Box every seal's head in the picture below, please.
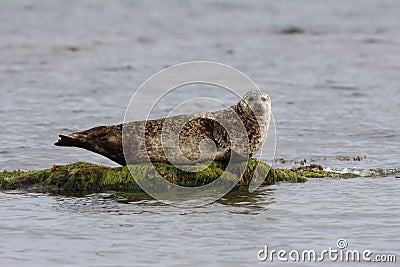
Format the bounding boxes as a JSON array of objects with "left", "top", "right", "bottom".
[{"left": 239, "top": 90, "right": 271, "bottom": 119}]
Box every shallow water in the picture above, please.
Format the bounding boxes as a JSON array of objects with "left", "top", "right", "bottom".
[
  {"left": 0, "top": 0, "right": 399, "bottom": 266},
  {"left": 1, "top": 178, "right": 399, "bottom": 266}
]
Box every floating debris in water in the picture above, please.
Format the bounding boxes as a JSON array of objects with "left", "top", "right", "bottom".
[
  {"left": 278, "top": 26, "right": 305, "bottom": 35},
  {"left": 336, "top": 155, "right": 366, "bottom": 161},
  {"left": 66, "top": 46, "right": 79, "bottom": 52}
]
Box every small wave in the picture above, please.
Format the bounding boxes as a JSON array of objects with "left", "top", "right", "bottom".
[
  {"left": 329, "top": 85, "right": 358, "bottom": 91},
  {"left": 103, "top": 65, "right": 134, "bottom": 72},
  {"left": 324, "top": 167, "right": 400, "bottom": 178}
]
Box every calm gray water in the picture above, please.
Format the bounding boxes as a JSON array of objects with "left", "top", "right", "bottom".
[{"left": 0, "top": 0, "right": 399, "bottom": 266}]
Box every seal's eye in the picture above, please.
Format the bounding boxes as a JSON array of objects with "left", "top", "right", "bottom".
[
  {"left": 261, "top": 97, "right": 267, "bottom": 102},
  {"left": 248, "top": 97, "right": 254, "bottom": 102}
]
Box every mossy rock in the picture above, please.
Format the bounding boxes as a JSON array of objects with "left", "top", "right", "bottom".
[{"left": 0, "top": 160, "right": 354, "bottom": 194}]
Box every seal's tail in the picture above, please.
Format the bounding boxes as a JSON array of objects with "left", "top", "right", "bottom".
[
  {"left": 55, "top": 126, "right": 111, "bottom": 147},
  {"left": 54, "top": 133, "right": 88, "bottom": 148},
  {"left": 54, "top": 125, "right": 125, "bottom": 165}
]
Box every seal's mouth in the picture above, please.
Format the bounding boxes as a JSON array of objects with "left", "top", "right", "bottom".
[
  {"left": 253, "top": 109, "right": 263, "bottom": 114},
  {"left": 252, "top": 104, "right": 267, "bottom": 113}
]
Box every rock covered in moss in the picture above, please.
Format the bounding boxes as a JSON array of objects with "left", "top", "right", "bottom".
[{"left": 0, "top": 160, "right": 354, "bottom": 194}]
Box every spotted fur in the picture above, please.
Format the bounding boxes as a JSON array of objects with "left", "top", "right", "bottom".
[{"left": 55, "top": 91, "right": 271, "bottom": 165}]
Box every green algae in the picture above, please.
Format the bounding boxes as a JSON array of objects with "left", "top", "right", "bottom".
[{"left": 0, "top": 160, "right": 358, "bottom": 194}]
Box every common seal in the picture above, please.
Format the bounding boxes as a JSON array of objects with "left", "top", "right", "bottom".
[{"left": 55, "top": 91, "right": 271, "bottom": 165}]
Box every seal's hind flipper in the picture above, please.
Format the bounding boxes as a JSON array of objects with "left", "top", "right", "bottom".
[
  {"left": 54, "top": 133, "right": 87, "bottom": 147},
  {"left": 54, "top": 125, "right": 126, "bottom": 165}
]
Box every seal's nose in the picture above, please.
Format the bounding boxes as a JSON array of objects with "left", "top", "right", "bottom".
[{"left": 253, "top": 103, "right": 265, "bottom": 113}]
